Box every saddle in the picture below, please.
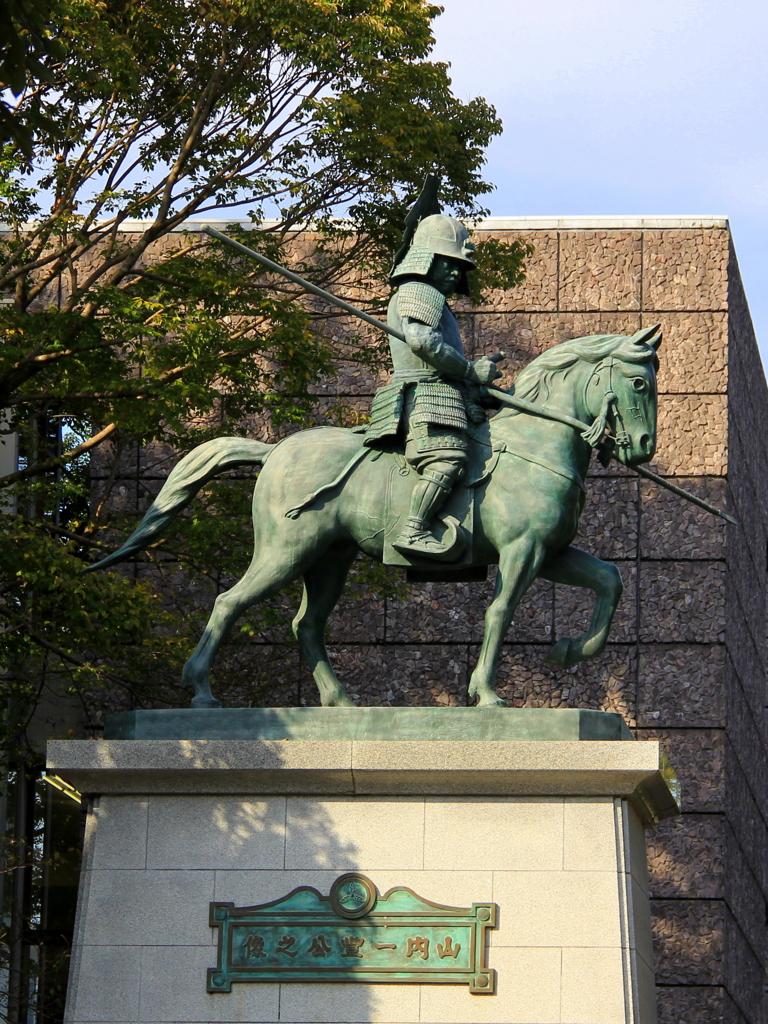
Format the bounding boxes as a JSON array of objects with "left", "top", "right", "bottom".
[
  {"left": 283, "top": 424, "right": 506, "bottom": 584},
  {"left": 380, "top": 423, "right": 505, "bottom": 582}
]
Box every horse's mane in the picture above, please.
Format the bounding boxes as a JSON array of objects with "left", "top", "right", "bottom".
[{"left": 509, "top": 333, "right": 659, "bottom": 405}]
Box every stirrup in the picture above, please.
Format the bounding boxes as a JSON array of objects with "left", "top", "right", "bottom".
[{"left": 392, "top": 517, "right": 464, "bottom": 562}]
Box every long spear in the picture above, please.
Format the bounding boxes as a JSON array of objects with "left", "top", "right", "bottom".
[{"left": 201, "top": 225, "right": 739, "bottom": 527}]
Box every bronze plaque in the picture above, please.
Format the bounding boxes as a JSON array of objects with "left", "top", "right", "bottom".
[{"left": 209, "top": 873, "right": 497, "bottom": 994}]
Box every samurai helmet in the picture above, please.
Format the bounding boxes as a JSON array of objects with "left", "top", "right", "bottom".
[{"left": 389, "top": 175, "right": 476, "bottom": 296}]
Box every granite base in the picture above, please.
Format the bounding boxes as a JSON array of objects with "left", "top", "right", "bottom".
[{"left": 51, "top": 729, "right": 677, "bottom": 1024}]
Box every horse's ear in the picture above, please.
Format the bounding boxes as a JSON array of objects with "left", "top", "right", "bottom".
[{"left": 632, "top": 323, "right": 662, "bottom": 350}]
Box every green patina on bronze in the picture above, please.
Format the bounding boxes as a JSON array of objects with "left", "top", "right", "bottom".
[
  {"left": 86, "top": 326, "right": 660, "bottom": 710},
  {"left": 208, "top": 873, "right": 497, "bottom": 994},
  {"left": 86, "top": 181, "right": 670, "bottom": 710},
  {"left": 104, "top": 706, "right": 633, "bottom": 741}
]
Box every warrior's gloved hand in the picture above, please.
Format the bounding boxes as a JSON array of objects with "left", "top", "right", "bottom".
[{"left": 465, "top": 352, "right": 506, "bottom": 385}]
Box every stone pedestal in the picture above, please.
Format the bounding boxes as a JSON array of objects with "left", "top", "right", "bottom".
[{"left": 48, "top": 710, "right": 678, "bottom": 1024}]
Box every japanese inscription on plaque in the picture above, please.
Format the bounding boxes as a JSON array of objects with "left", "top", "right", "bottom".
[{"left": 208, "top": 872, "right": 497, "bottom": 994}]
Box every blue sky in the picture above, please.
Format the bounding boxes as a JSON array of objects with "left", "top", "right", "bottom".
[{"left": 431, "top": 0, "right": 767, "bottom": 364}]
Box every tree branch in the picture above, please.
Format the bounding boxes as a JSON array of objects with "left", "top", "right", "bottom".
[{"left": 0, "top": 422, "right": 116, "bottom": 488}]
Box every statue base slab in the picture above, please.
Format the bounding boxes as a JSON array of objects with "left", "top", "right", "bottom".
[
  {"left": 104, "top": 705, "right": 633, "bottom": 742},
  {"left": 50, "top": 731, "right": 677, "bottom": 1024}
]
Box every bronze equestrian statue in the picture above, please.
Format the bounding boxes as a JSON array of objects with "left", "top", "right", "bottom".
[{"left": 87, "top": 209, "right": 662, "bottom": 706}]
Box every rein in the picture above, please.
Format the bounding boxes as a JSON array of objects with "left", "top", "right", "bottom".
[
  {"left": 487, "top": 356, "right": 618, "bottom": 448},
  {"left": 487, "top": 358, "right": 619, "bottom": 493},
  {"left": 488, "top": 386, "right": 592, "bottom": 435}
]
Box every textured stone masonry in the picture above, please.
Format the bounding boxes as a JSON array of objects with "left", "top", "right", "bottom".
[{"left": 94, "top": 219, "right": 767, "bottom": 1023}]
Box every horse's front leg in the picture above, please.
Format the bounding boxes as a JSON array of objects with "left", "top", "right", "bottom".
[
  {"left": 469, "top": 538, "right": 542, "bottom": 707},
  {"left": 539, "top": 545, "right": 623, "bottom": 668}
]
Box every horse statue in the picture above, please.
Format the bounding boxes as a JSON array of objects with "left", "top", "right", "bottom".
[{"left": 88, "top": 326, "right": 660, "bottom": 708}]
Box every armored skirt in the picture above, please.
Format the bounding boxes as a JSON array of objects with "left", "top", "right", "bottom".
[{"left": 364, "top": 378, "right": 472, "bottom": 455}]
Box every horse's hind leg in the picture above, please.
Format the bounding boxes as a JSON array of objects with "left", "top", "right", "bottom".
[
  {"left": 540, "top": 545, "right": 623, "bottom": 668},
  {"left": 292, "top": 543, "right": 358, "bottom": 708},
  {"left": 182, "top": 555, "right": 297, "bottom": 707}
]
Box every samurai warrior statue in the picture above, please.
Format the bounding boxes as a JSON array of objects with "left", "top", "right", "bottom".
[{"left": 364, "top": 178, "right": 505, "bottom": 559}]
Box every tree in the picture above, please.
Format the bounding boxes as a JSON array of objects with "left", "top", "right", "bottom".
[
  {"left": 0, "top": 0, "right": 530, "bottom": 745},
  {"left": 0, "top": 0, "right": 67, "bottom": 157},
  {"left": 1, "top": 7, "right": 532, "bottom": 1010}
]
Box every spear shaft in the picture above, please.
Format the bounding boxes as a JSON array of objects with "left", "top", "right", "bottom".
[
  {"left": 202, "top": 225, "right": 406, "bottom": 341},
  {"left": 202, "top": 225, "right": 739, "bottom": 527},
  {"left": 630, "top": 464, "right": 738, "bottom": 525}
]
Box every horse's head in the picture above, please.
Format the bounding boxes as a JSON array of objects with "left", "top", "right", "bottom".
[
  {"left": 582, "top": 325, "right": 661, "bottom": 465},
  {"left": 507, "top": 324, "right": 661, "bottom": 467}
]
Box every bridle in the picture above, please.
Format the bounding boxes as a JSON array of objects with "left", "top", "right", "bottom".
[
  {"left": 580, "top": 357, "right": 631, "bottom": 451},
  {"left": 489, "top": 355, "right": 641, "bottom": 452}
]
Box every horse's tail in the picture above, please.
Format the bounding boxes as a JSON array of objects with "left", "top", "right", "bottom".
[{"left": 84, "top": 437, "right": 273, "bottom": 573}]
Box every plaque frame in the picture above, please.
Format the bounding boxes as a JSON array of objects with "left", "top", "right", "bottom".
[{"left": 208, "top": 875, "right": 497, "bottom": 994}]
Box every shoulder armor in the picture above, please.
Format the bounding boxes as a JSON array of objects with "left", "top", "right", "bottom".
[{"left": 396, "top": 280, "right": 446, "bottom": 329}]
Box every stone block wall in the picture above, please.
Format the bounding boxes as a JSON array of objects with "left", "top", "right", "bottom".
[
  {"left": 94, "top": 217, "right": 767, "bottom": 1023},
  {"left": 470, "top": 219, "right": 765, "bottom": 1024}
]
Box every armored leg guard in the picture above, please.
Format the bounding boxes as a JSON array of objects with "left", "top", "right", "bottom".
[
  {"left": 393, "top": 463, "right": 465, "bottom": 560},
  {"left": 405, "top": 469, "right": 452, "bottom": 528}
]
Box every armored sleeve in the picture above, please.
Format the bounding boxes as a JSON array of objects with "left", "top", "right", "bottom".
[
  {"left": 396, "top": 280, "right": 445, "bottom": 327},
  {"left": 396, "top": 281, "right": 470, "bottom": 379}
]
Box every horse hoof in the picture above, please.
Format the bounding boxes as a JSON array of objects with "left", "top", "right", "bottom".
[
  {"left": 190, "top": 695, "right": 222, "bottom": 708},
  {"left": 323, "top": 695, "right": 356, "bottom": 708},
  {"left": 469, "top": 689, "right": 507, "bottom": 708},
  {"left": 546, "top": 638, "right": 573, "bottom": 668}
]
